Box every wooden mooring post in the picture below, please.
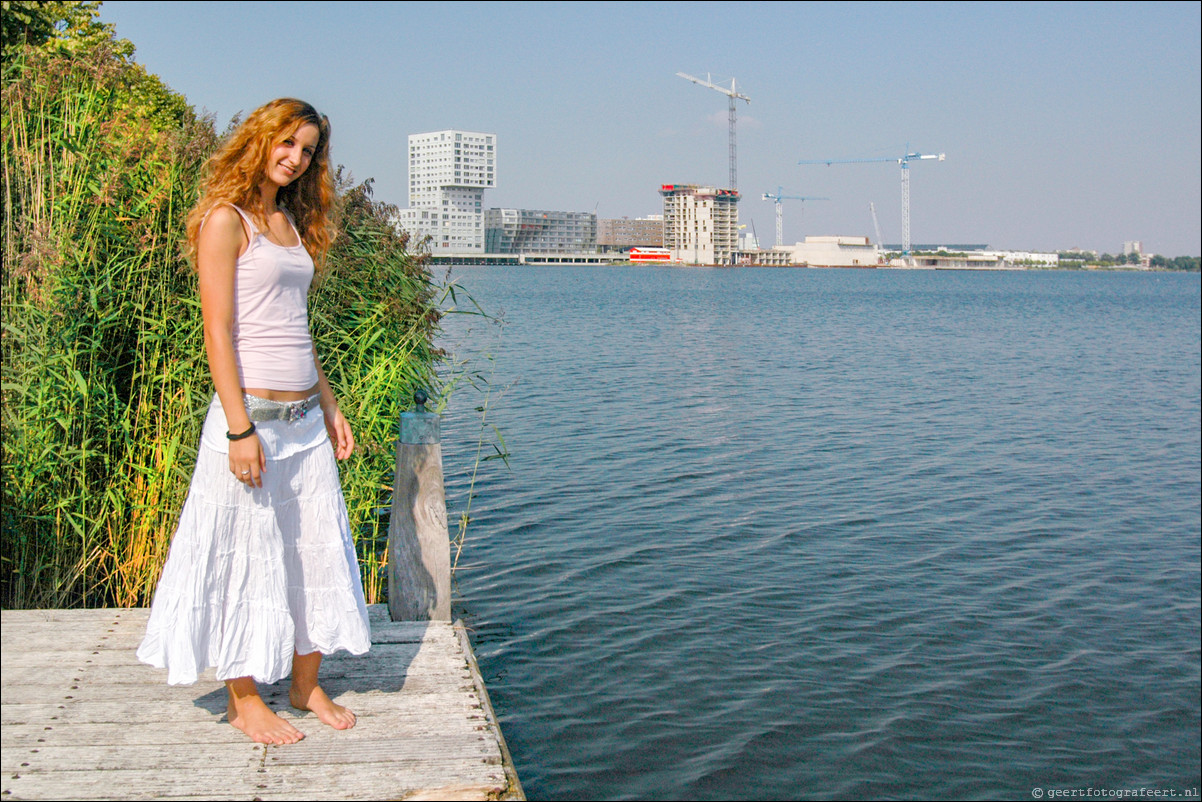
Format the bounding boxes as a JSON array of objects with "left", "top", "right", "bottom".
[
  {"left": 383, "top": 391, "right": 525, "bottom": 797},
  {"left": 388, "top": 389, "right": 451, "bottom": 621}
]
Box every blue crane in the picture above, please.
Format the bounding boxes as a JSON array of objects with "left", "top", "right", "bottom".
[
  {"left": 799, "top": 149, "right": 944, "bottom": 260},
  {"left": 760, "top": 188, "right": 829, "bottom": 248}
]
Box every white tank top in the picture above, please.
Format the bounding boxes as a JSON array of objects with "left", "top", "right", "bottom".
[{"left": 221, "top": 205, "right": 319, "bottom": 391}]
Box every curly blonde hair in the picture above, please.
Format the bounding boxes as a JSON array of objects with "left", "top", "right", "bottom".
[{"left": 186, "top": 99, "right": 336, "bottom": 269}]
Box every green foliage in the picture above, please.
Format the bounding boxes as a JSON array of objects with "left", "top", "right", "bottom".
[
  {"left": 2, "top": 30, "right": 212, "bottom": 608},
  {"left": 1150, "top": 254, "right": 1200, "bottom": 271},
  {"left": 1058, "top": 252, "right": 1198, "bottom": 271},
  {"left": 2, "top": 25, "right": 449, "bottom": 608},
  {"left": 1, "top": 1, "right": 131, "bottom": 69}
]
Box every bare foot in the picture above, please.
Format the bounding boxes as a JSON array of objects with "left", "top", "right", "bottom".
[
  {"left": 289, "top": 683, "right": 357, "bottom": 730},
  {"left": 227, "top": 689, "right": 305, "bottom": 745}
]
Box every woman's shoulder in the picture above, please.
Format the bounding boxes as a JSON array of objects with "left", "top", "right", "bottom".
[
  {"left": 205, "top": 204, "right": 241, "bottom": 226},
  {"left": 205, "top": 203, "right": 256, "bottom": 229},
  {"left": 198, "top": 204, "right": 252, "bottom": 257}
]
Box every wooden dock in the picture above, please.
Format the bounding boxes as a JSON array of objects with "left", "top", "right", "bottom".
[{"left": 1, "top": 605, "right": 523, "bottom": 801}]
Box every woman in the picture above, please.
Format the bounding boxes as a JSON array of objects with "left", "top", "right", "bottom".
[{"left": 137, "top": 99, "right": 371, "bottom": 745}]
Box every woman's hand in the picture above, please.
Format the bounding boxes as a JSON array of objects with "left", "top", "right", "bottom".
[
  {"left": 229, "top": 434, "right": 267, "bottom": 487},
  {"left": 325, "top": 405, "right": 355, "bottom": 460},
  {"left": 312, "top": 349, "right": 352, "bottom": 460}
]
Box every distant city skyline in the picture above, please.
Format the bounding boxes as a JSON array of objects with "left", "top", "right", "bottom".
[{"left": 99, "top": 1, "right": 1201, "bottom": 255}]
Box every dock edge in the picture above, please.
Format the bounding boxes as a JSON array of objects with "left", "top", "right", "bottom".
[{"left": 455, "top": 620, "right": 526, "bottom": 801}]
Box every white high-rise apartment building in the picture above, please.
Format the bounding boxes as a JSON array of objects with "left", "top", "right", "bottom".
[
  {"left": 659, "top": 184, "right": 740, "bottom": 265},
  {"left": 398, "top": 130, "right": 495, "bottom": 254}
]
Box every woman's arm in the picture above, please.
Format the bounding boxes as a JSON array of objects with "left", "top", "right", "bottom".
[
  {"left": 197, "top": 206, "right": 265, "bottom": 486},
  {"left": 313, "top": 349, "right": 354, "bottom": 460}
]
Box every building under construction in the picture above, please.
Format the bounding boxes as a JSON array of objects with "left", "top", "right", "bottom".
[{"left": 660, "top": 184, "right": 740, "bottom": 265}]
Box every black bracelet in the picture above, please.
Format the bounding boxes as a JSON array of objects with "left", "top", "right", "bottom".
[{"left": 226, "top": 423, "right": 256, "bottom": 441}]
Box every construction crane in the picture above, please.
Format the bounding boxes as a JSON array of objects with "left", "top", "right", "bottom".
[
  {"left": 761, "top": 187, "right": 829, "bottom": 248},
  {"left": 676, "top": 72, "right": 750, "bottom": 191},
  {"left": 799, "top": 149, "right": 945, "bottom": 259}
]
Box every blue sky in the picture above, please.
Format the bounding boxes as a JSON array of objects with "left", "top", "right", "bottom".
[{"left": 100, "top": 1, "right": 1201, "bottom": 255}]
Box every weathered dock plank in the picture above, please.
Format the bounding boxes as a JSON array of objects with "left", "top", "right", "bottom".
[{"left": 1, "top": 606, "right": 523, "bottom": 800}]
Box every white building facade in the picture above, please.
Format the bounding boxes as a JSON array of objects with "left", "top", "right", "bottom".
[
  {"left": 398, "top": 130, "right": 495, "bottom": 254},
  {"left": 787, "top": 236, "right": 880, "bottom": 267}
]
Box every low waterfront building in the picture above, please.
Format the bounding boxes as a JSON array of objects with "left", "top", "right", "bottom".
[
  {"left": 885, "top": 243, "right": 989, "bottom": 253},
  {"left": 597, "top": 216, "right": 664, "bottom": 252},
  {"left": 982, "top": 250, "right": 1060, "bottom": 267},
  {"left": 737, "top": 247, "right": 797, "bottom": 267},
  {"left": 734, "top": 236, "right": 882, "bottom": 267},
  {"left": 732, "top": 239, "right": 1059, "bottom": 269},
  {"left": 908, "top": 252, "right": 1008, "bottom": 269},
  {"left": 398, "top": 129, "right": 495, "bottom": 255},
  {"left": 629, "top": 247, "right": 672, "bottom": 263},
  {"left": 789, "top": 236, "right": 880, "bottom": 267},
  {"left": 484, "top": 208, "right": 597, "bottom": 254},
  {"left": 660, "top": 184, "right": 740, "bottom": 265}
]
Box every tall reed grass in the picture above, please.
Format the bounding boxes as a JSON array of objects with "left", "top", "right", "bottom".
[{"left": 2, "top": 38, "right": 447, "bottom": 609}]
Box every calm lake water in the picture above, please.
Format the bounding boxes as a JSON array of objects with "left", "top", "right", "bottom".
[{"left": 435, "top": 266, "right": 1201, "bottom": 801}]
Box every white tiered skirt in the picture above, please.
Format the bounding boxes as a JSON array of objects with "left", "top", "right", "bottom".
[{"left": 137, "top": 395, "right": 371, "bottom": 686}]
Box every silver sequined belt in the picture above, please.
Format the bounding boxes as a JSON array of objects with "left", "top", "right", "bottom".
[{"left": 244, "top": 393, "right": 320, "bottom": 423}]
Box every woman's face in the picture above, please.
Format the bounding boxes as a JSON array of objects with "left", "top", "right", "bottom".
[{"left": 266, "top": 123, "right": 320, "bottom": 188}]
